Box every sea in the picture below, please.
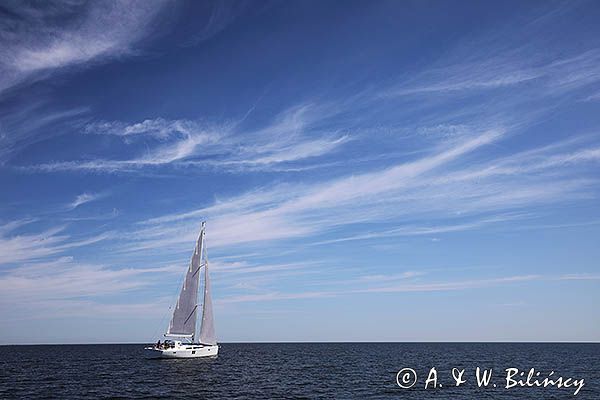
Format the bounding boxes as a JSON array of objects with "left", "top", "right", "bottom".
[{"left": 0, "top": 343, "right": 598, "bottom": 399}]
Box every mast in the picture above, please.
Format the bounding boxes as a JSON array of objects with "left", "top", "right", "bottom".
[{"left": 198, "top": 256, "right": 217, "bottom": 345}]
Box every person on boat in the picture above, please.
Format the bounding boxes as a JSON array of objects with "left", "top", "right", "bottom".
[{"left": 156, "top": 340, "right": 161, "bottom": 349}]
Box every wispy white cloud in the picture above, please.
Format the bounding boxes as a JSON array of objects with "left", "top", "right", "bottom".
[
  {"left": 557, "top": 274, "right": 600, "bottom": 281},
  {"left": 358, "top": 274, "right": 541, "bottom": 294},
  {"left": 389, "top": 62, "right": 541, "bottom": 96},
  {"left": 218, "top": 274, "right": 543, "bottom": 304},
  {"left": 582, "top": 91, "right": 600, "bottom": 102},
  {"left": 0, "top": 257, "right": 173, "bottom": 299},
  {"left": 67, "top": 192, "right": 104, "bottom": 210},
  {"left": 121, "top": 130, "right": 600, "bottom": 253},
  {"left": 180, "top": 0, "right": 256, "bottom": 46},
  {"left": 124, "top": 130, "right": 504, "bottom": 250},
  {"left": 0, "top": 1, "right": 168, "bottom": 96},
  {"left": 21, "top": 122, "right": 226, "bottom": 172},
  {"left": 84, "top": 118, "right": 214, "bottom": 141},
  {"left": 61, "top": 208, "right": 121, "bottom": 222},
  {"left": 355, "top": 271, "right": 426, "bottom": 282},
  {"left": 211, "top": 260, "right": 323, "bottom": 276},
  {"left": 0, "top": 220, "right": 111, "bottom": 265},
  {"left": 387, "top": 49, "right": 600, "bottom": 98},
  {"left": 22, "top": 103, "right": 350, "bottom": 173},
  {"left": 310, "top": 214, "right": 527, "bottom": 245},
  {"left": 0, "top": 256, "right": 183, "bottom": 323},
  {"left": 0, "top": 103, "right": 88, "bottom": 165},
  {"left": 381, "top": 1, "right": 600, "bottom": 102},
  {"left": 1, "top": 297, "right": 173, "bottom": 322}
]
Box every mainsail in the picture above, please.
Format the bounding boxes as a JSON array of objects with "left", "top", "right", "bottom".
[{"left": 167, "top": 226, "right": 204, "bottom": 337}]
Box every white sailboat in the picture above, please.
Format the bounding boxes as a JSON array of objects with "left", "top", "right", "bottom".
[{"left": 145, "top": 222, "right": 219, "bottom": 359}]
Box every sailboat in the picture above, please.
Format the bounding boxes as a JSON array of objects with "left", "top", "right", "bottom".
[{"left": 145, "top": 222, "right": 219, "bottom": 359}]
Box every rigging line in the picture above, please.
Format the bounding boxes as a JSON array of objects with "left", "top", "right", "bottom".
[{"left": 151, "top": 298, "right": 172, "bottom": 342}]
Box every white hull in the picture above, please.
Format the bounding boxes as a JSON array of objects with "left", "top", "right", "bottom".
[{"left": 145, "top": 343, "right": 219, "bottom": 359}]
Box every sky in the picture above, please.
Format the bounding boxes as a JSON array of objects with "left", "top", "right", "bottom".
[{"left": 0, "top": 0, "right": 599, "bottom": 344}]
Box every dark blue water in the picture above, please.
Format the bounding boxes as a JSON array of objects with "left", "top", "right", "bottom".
[{"left": 0, "top": 343, "right": 598, "bottom": 399}]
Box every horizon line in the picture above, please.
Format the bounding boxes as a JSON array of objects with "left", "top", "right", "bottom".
[{"left": 2, "top": 340, "right": 599, "bottom": 346}]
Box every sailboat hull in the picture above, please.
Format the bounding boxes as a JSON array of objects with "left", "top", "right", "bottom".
[{"left": 144, "top": 344, "right": 219, "bottom": 359}]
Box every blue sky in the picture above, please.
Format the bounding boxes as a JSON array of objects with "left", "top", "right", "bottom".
[{"left": 1, "top": 0, "right": 599, "bottom": 344}]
